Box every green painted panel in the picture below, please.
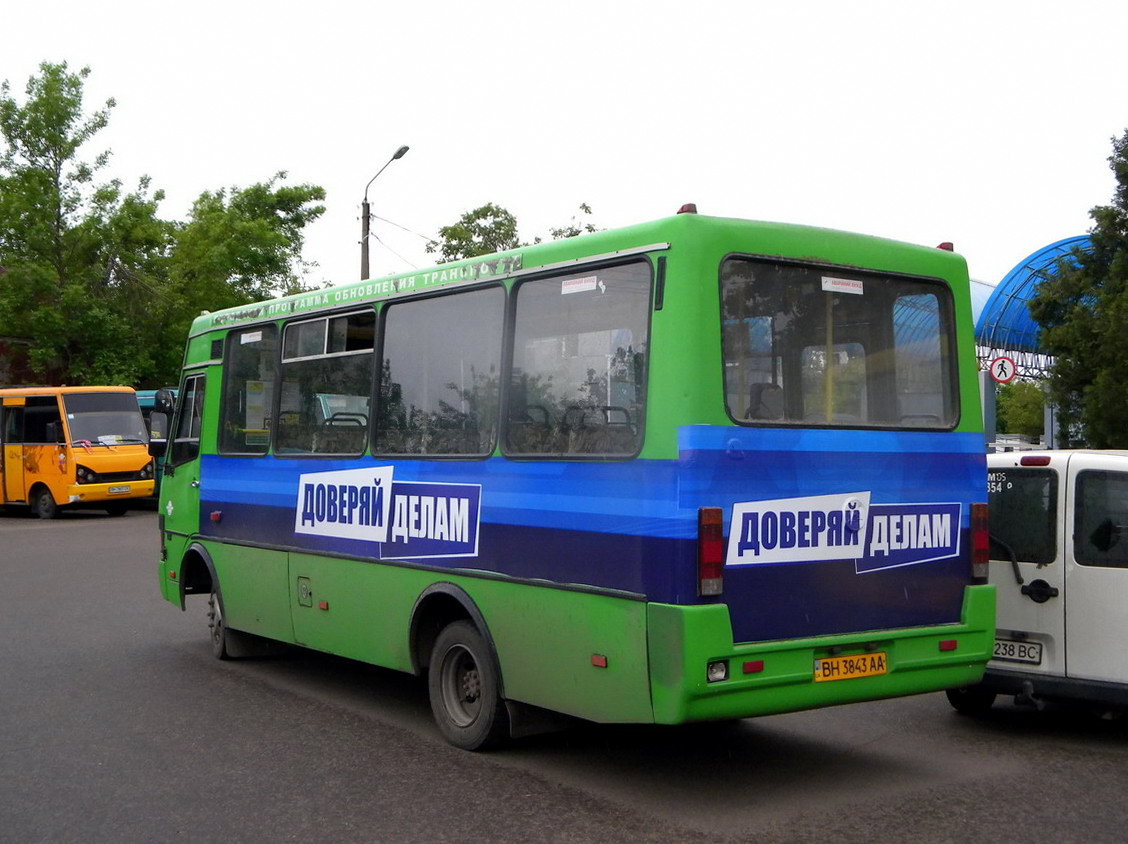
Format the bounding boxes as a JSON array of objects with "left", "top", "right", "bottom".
[{"left": 210, "top": 543, "right": 294, "bottom": 642}]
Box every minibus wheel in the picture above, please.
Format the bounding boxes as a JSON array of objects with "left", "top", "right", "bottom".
[
  {"left": 428, "top": 620, "right": 508, "bottom": 751},
  {"left": 32, "top": 487, "right": 58, "bottom": 520}
]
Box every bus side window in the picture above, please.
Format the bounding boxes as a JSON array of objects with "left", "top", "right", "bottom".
[
  {"left": 219, "top": 327, "right": 277, "bottom": 455},
  {"left": 24, "top": 396, "right": 63, "bottom": 444},
  {"left": 505, "top": 261, "right": 650, "bottom": 457},
  {"left": 3, "top": 406, "right": 23, "bottom": 443},
  {"left": 376, "top": 288, "right": 502, "bottom": 457},
  {"left": 276, "top": 312, "right": 374, "bottom": 456}
]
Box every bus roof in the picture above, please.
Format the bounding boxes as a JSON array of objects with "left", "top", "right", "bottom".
[
  {"left": 0, "top": 386, "right": 138, "bottom": 396},
  {"left": 190, "top": 212, "right": 968, "bottom": 337}
]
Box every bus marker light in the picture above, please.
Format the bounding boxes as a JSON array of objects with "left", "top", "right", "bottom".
[
  {"left": 591, "top": 654, "right": 608, "bottom": 668},
  {"left": 936, "top": 242, "right": 954, "bottom": 251},
  {"left": 677, "top": 203, "right": 698, "bottom": 214},
  {"left": 707, "top": 661, "right": 728, "bottom": 683},
  {"left": 318, "top": 601, "right": 329, "bottom": 611},
  {"left": 1020, "top": 455, "right": 1052, "bottom": 466},
  {"left": 939, "top": 640, "right": 957, "bottom": 652},
  {"left": 743, "top": 660, "right": 764, "bottom": 674},
  {"left": 210, "top": 510, "right": 222, "bottom": 523},
  {"left": 169, "top": 571, "right": 177, "bottom": 580}
]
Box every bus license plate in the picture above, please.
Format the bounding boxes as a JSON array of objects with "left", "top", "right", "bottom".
[
  {"left": 993, "top": 638, "right": 1042, "bottom": 665},
  {"left": 108, "top": 485, "right": 131, "bottom": 495},
  {"left": 813, "top": 652, "right": 888, "bottom": 682}
]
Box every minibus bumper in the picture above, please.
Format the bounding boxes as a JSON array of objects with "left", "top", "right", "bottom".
[
  {"left": 647, "top": 584, "right": 995, "bottom": 724},
  {"left": 66, "top": 480, "right": 155, "bottom": 504}
]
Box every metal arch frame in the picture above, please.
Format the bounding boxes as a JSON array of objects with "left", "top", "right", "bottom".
[{"left": 974, "top": 236, "right": 1092, "bottom": 379}]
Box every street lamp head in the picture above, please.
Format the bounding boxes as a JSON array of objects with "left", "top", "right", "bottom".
[{"left": 361, "top": 144, "right": 410, "bottom": 279}]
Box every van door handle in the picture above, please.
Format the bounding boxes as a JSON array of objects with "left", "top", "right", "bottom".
[
  {"left": 1020, "top": 579, "right": 1059, "bottom": 603},
  {"left": 190, "top": 480, "right": 200, "bottom": 488}
]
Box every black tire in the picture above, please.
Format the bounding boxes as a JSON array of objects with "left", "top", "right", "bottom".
[
  {"left": 207, "top": 588, "right": 283, "bottom": 659},
  {"left": 428, "top": 620, "right": 508, "bottom": 751},
  {"left": 946, "top": 685, "right": 997, "bottom": 715},
  {"left": 105, "top": 501, "right": 128, "bottom": 517},
  {"left": 32, "top": 487, "right": 58, "bottom": 519},
  {"left": 208, "top": 590, "right": 234, "bottom": 660}
]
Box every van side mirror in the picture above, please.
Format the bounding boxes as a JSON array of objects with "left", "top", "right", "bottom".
[
  {"left": 155, "top": 388, "right": 176, "bottom": 417},
  {"left": 148, "top": 438, "right": 168, "bottom": 459}
]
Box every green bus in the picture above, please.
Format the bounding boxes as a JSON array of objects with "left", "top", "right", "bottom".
[{"left": 154, "top": 208, "right": 995, "bottom": 750}]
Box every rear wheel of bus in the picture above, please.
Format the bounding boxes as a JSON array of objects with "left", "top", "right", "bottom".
[{"left": 428, "top": 621, "right": 508, "bottom": 751}]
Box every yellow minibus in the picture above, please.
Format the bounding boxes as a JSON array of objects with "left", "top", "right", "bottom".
[{"left": 1, "top": 386, "right": 154, "bottom": 517}]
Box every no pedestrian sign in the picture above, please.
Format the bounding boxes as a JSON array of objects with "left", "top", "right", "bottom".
[{"left": 989, "top": 356, "right": 1017, "bottom": 383}]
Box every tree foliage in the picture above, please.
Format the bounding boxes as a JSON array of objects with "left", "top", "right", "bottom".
[
  {"left": 1029, "top": 129, "right": 1128, "bottom": 447},
  {"left": 995, "top": 381, "right": 1044, "bottom": 440},
  {"left": 426, "top": 202, "right": 597, "bottom": 264},
  {"left": 425, "top": 203, "right": 520, "bottom": 263},
  {"left": 0, "top": 61, "right": 325, "bottom": 387}
]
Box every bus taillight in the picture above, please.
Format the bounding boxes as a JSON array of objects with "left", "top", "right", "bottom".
[
  {"left": 698, "top": 507, "right": 724, "bottom": 596},
  {"left": 971, "top": 502, "right": 989, "bottom": 583}
]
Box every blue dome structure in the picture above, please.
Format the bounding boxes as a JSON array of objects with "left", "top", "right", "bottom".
[{"left": 975, "top": 235, "right": 1091, "bottom": 377}]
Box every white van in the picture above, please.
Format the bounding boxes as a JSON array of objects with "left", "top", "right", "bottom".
[{"left": 947, "top": 450, "right": 1128, "bottom": 713}]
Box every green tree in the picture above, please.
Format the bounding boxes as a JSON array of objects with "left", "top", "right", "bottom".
[
  {"left": 996, "top": 381, "right": 1044, "bottom": 440},
  {"left": 1029, "top": 129, "right": 1128, "bottom": 447},
  {"left": 546, "top": 203, "right": 597, "bottom": 240},
  {"left": 426, "top": 203, "right": 598, "bottom": 264},
  {"left": 425, "top": 203, "right": 520, "bottom": 263},
  {"left": 0, "top": 61, "right": 172, "bottom": 384},
  {"left": 0, "top": 62, "right": 326, "bottom": 387}
]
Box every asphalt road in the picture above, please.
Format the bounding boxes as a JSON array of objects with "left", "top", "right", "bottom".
[{"left": 3, "top": 507, "right": 1128, "bottom": 843}]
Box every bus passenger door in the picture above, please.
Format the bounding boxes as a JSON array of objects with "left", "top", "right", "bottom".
[
  {"left": 161, "top": 373, "right": 206, "bottom": 562},
  {"left": 2, "top": 402, "right": 26, "bottom": 503}
]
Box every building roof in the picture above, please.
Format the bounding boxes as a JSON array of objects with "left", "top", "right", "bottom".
[{"left": 975, "top": 236, "right": 1090, "bottom": 353}]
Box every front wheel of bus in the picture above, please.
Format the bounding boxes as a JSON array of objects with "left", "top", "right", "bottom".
[
  {"left": 208, "top": 591, "right": 234, "bottom": 660},
  {"left": 428, "top": 621, "right": 508, "bottom": 751},
  {"left": 32, "top": 487, "right": 58, "bottom": 520}
]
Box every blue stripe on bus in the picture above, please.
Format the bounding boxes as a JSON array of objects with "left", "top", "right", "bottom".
[
  {"left": 201, "top": 429, "right": 984, "bottom": 537},
  {"left": 194, "top": 426, "right": 984, "bottom": 638}
]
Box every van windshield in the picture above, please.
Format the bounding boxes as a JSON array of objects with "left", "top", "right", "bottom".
[{"left": 62, "top": 392, "right": 148, "bottom": 445}]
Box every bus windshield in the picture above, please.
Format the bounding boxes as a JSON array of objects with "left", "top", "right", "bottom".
[{"left": 62, "top": 392, "right": 148, "bottom": 444}]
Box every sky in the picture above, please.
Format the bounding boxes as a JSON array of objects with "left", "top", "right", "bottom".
[{"left": 5, "top": 0, "right": 1126, "bottom": 289}]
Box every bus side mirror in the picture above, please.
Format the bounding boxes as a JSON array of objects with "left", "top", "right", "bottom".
[
  {"left": 148, "top": 438, "right": 168, "bottom": 459},
  {"left": 155, "top": 389, "right": 176, "bottom": 417}
]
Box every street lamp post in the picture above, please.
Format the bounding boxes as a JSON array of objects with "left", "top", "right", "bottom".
[{"left": 360, "top": 144, "right": 409, "bottom": 280}]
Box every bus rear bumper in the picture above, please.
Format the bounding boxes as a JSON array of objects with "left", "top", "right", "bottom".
[{"left": 647, "top": 584, "right": 995, "bottom": 724}]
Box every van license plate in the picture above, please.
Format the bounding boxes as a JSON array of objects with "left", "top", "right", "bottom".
[
  {"left": 813, "top": 652, "right": 888, "bottom": 682},
  {"left": 108, "top": 485, "right": 130, "bottom": 494},
  {"left": 993, "top": 638, "right": 1042, "bottom": 665}
]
